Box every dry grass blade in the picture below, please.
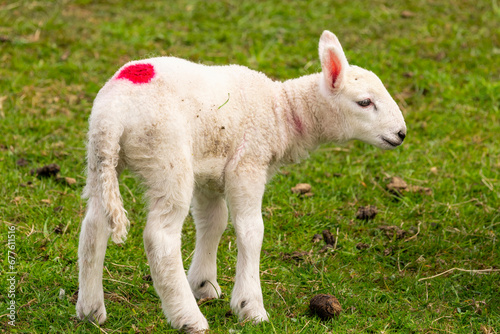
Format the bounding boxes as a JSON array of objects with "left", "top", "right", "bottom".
[{"left": 418, "top": 268, "right": 500, "bottom": 282}]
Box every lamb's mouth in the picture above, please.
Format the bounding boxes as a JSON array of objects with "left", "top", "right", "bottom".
[{"left": 381, "top": 137, "right": 401, "bottom": 147}]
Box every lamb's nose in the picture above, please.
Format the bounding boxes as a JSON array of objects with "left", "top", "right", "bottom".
[{"left": 398, "top": 130, "right": 406, "bottom": 141}]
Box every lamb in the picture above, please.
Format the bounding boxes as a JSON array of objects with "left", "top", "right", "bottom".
[{"left": 76, "top": 30, "right": 406, "bottom": 332}]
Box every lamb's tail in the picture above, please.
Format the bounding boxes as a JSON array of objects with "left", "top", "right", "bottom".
[{"left": 83, "top": 117, "right": 129, "bottom": 244}]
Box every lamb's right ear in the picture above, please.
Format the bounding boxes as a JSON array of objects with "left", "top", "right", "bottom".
[{"left": 319, "top": 31, "right": 349, "bottom": 90}]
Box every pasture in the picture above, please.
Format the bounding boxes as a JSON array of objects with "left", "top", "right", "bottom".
[{"left": 0, "top": 0, "right": 498, "bottom": 332}]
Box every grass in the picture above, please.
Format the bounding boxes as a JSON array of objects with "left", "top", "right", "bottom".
[{"left": 0, "top": 0, "right": 499, "bottom": 333}]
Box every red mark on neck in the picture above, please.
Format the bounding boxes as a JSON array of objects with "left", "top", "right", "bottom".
[
  {"left": 292, "top": 113, "right": 304, "bottom": 135},
  {"left": 116, "top": 63, "right": 155, "bottom": 84}
]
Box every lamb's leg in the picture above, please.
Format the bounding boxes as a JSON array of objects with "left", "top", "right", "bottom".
[
  {"left": 188, "top": 190, "right": 228, "bottom": 299},
  {"left": 227, "top": 170, "right": 269, "bottom": 323},
  {"left": 76, "top": 197, "right": 110, "bottom": 324},
  {"left": 144, "top": 189, "right": 208, "bottom": 332}
]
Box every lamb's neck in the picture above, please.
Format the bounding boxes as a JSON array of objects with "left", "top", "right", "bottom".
[{"left": 275, "top": 73, "right": 327, "bottom": 163}]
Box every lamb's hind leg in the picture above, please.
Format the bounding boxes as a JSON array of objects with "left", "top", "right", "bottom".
[
  {"left": 188, "top": 190, "right": 228, "bottom": 299},
  {"left": 76, "top": 196, "right": 111, "bottom": 324},
  {"left": 143, "top": 172, "right": 208, "bottom": 332}
]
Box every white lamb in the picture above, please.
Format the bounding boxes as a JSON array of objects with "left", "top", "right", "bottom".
[{"left": 76, "top": 31, "right": 406, "bottom": 332}]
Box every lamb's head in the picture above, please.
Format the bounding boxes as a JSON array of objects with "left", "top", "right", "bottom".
[{"left": 317, "top": 30, "right": 406, "bottom": 150}]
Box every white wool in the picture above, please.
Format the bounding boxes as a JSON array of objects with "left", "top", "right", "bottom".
[{"left": 77, "top": 31, "right": 406, "bottom": 332}]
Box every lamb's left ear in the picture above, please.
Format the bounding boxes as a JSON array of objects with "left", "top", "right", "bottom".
[{"left": 319, "top": 30, "right": 349, "bottom": 90}]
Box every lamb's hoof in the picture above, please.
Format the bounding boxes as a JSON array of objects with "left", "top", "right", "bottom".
[
  {"left": 76, "top": 299, "right": 107, "bottom": 325},
  {"left": 177, "top": 317, "right": 209, "bottom": 334},
  {"left": 190, "top": 279, "right": 222, "bottom": 300},
  {"left": 232, "top": 299, "right": 268, "bottom": 324},
  {"left": 181, "top": 323, "right": 209, "bottom": 334}
]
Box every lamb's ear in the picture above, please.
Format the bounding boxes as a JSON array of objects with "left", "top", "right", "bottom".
[{"left": 319, "top": 31, "right": 349, "bottom": 90}]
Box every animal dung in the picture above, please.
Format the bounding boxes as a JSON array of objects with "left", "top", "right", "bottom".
[
  {"left": 312, "top": 233, "right": 323, "bottom": 243},
  {"left": 291, "top": 183, "right": 312, "bottom": 196},
  {"left": 356, "top": 242, "right": 369, "bottom": 250},
  {"left": 309, "top": 294, "right": 342, "bottom": 319},
  {"left": 31, "top": 163, "right": 60, "bottom": 178},
  {"left": 16, "top": 158, "right": 29, "bottom": 167},
  {"left": 322, "top": 229, "right": 335, "bottom": 246},
  {"left": 378, "top": 225, "right": 407, "bottom": 239},
  {"left": 317, "top": 229, "right": 336, "bottom": 252},
  {"left": 282, "top": 250, "right": 312, "bottom": 262},
  {"left": 387, "top": 176, "right": 432, "bottom": 196},
  {"left": 356, "top": 205, "right": 378, "bottom": 220}
]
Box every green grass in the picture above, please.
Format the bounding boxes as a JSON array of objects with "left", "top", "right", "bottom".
[{"left": 1, "top": 0, "right": 499, "bottom": 333}]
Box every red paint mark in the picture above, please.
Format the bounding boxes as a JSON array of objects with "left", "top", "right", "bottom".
[
  {"left": 116, "top": 63, "right": 155, "bottom": 84},
  {"left": 292, "top": 113, "right": 304, "bottom": 135},
  {"left": 328, "top": 50, "right": 342, "bottom": 88}
]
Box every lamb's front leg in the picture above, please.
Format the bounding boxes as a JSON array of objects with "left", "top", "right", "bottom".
[{"left": 227, "top": 171, "right": 269, "bottom": 323}]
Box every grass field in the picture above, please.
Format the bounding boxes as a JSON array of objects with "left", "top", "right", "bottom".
[{"left": 1, "top": 0, "right": 499, "bottom": 333}]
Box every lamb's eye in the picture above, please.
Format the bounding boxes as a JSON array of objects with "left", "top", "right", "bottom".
[{"left": 357, "top": 99, "right": 372, "bottom": 107}]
